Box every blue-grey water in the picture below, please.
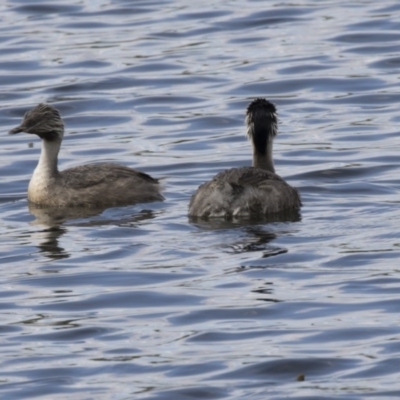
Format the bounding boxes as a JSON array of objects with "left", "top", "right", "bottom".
[{"left": 1, "top": 0, "right": 400, "bottom": 398}]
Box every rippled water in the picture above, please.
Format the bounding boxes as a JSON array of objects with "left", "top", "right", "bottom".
[{"left": 2, "top": 0, "right": 400, "bottom": 398}]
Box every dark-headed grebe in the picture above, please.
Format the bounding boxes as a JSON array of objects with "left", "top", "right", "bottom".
[
  {"left": 9, "top": 103, "right": 164, "bottom": 207},
  {"left": 188, "top": 98, "right": 301, "bottom": 218}
]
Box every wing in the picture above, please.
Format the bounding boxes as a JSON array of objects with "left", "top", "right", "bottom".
[
  {"left": 61, "top": 163, "right": 158, "bottom": 190},
  {"left": 54, "top": 163, "right": 163, "bottom": 207}
]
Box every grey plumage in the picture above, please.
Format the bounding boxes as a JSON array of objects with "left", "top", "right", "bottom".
[
  {"left": 188, "top": 98, "right": 301, "bottom": 218},
  {"left": 9, "top": 103, "right": 164, "bottom": 208}
]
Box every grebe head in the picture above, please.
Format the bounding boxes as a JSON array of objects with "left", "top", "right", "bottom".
[
  {"left": 9, "top": 103, "right": 64, "bottom": 142},
  {"left": 245, "top": 98, "right": 277, "bottom": 155}
]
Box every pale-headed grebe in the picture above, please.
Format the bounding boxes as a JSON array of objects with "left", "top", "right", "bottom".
[
  {"left": 9, "top": 103, "right": 164, "bottom": 207},
  {"left": 188, "top": 98, "right": 301, "bottom": 218}
]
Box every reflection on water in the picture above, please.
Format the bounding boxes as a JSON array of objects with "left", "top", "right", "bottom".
[
  {"left": 34, "top": 226, "right": 69, "bottom": 260},
  {"left": 1, "top": 0, "right": 400, "bottom": 398},
  {"left": 29, "top": 203, "right": 159, "bottom": 260},
  {"left": 29, "top": 203, "right": 105, "bottom": 226},
  {"left": 189, "top": 209, "right": 301, "bottom": 230}
]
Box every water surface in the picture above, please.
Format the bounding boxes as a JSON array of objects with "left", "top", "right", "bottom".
[{"left": 1, "top": 0, "right": 400, "bottom": 398}]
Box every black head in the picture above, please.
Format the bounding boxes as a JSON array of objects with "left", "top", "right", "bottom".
[
  {"left": 246, "top": 98, "right": 278, "bottom": 155},
  {"left": 8, "top": 103, "right": 64, "bottom": 141}
]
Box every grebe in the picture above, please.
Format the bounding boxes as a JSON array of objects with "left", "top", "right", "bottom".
[
  {"left": 9, "top": 103, "right": 164, "bottom": 207},
  {"left": 189, "top": 98, "right": 301, "bottom": 218}
]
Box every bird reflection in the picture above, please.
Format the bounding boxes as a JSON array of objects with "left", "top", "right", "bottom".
[
  {"left": 229, "top": 226, "right": 288, "bottom": 257},
  {"left": 29, "top": 203, "right": 105, "bottom": 226},
  {"left": 189, "top": 209, "right": 301, "bottom": 256},
  {"left": 28, "top": 203, "right": 157, "bottom": 260},
  {"left": 34, "top": 226, "right": 69, "bottom": 260},
  {"left": 189, "top": 208, "right": 301, "bottom": 230},
  {"left": 29, "top": 203, "right": 157, "bottom": 227},
  {"left": 28, "top": 204, "right": 104, "bottom": 260}
]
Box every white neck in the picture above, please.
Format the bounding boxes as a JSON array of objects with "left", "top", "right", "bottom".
[
  {"left": 28, "top": 139, "right": 61, "bottom": 203},
  {"left": 32, "top": 139, "right": 60, "bottom": 182}
]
